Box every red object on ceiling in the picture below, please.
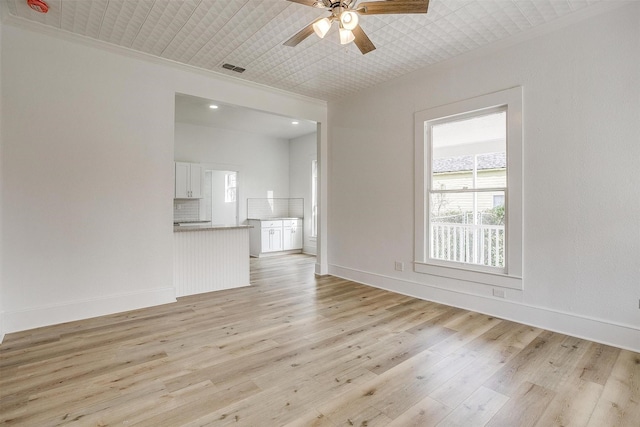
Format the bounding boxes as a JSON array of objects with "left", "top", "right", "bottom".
[{"left": 27, "top": 0, "right": 48, "bottom": 13}]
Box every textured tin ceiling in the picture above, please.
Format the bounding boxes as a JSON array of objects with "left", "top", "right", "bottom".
[{"left": 4, "top": 0, "right": 605, "bottom": 100}]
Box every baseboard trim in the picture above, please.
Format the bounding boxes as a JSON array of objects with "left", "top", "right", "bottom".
[
  {"left": 329, "top": 264, "right": 640, "bottom": 353},
  {"left": 3, "top": 288, "right": 177, "bottom": 335},
  {"left": 302, "top": 246, "right": 317, "bottom": 256},
  {"left": 250, "top": 249, "right": 302, "bottom": 258},
  {"left": 0, "top": 311, "right": 5, "bottom": 344},
  {"left": 315, "top": 262, "right": 329, "bottom": 276}
]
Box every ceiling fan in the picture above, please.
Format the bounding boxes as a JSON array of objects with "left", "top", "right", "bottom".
[{"left": 284, "top": 0, "right": 430, "bottom": 55}]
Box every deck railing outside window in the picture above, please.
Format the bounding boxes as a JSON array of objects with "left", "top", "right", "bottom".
[{"left": 430, "top": 222, "right": 505, "bottom": 268}]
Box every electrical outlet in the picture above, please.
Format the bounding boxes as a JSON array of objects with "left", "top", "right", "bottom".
[
  {"left": 394, "top": 261, "right": 404, "bottom": 271},
  {"left": 493, "top": 288, "right": 506, "bottom": 298}
]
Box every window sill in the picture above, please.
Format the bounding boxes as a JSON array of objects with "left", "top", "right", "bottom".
[{"left": 414, "top": 261, "right": 523, "bottom": 290}]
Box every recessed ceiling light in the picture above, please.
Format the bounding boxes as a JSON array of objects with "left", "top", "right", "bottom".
[
  {"left": 292, "top": 121, "right": 299, "bottom": 125},
  {"left": 209, "top": 104, "right": 219, "bottom": 109}
]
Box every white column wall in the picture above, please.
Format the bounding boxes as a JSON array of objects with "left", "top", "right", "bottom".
[{"left": 327, "top": 4, "right": 640, "bottom": 351}]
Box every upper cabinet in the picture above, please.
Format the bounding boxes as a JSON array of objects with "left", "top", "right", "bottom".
[{"left": 175, "top": 162, "right": 203, "bottom": 199}]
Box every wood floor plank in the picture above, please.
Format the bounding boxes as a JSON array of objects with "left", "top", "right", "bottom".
[
  {"left": 486, "top": 381, "right": 556, "bottom": 427},
  {"left": 482, "top": 330, "right": 566, "bottom": 395},
  {"left": 283, "top": 409, "right": 336, "bottom": 427},
  {"left": 371, "top": 349, "right": 478, "bottom": 419},
  {"left": 429, "top": 352, "right": 517, "bottom": 409},
  {"left": 528, "top": 335, "right": 591, "bottom": 393},
  {"left": 586, "top": 350, "right": 640, "bottom": 427},
  {"left": 129, "top": 379, "right": 261, "bottom": 426},
  {"left": 316, "top": 349, "right": 444, "bottom": 424},
  {"left": 429, "top": 313, "right": 503, "bottom": 356},
  {"left": 576, "top": 341, "right": 621, "bottom": 386},
  {"left": 386, "top": 395, "right": 452, "bottom": 427},
  {"left": 535, "top": 377, "right": 603, "bottom": 427},
  {"left": 436, "top": 385, "right": 509, "bottom": 426},
  {"left": 429, "top": 321, "right": 541, "bottom": 408},
  {"left": 364, "top": 327, "right": 456, "bottom": 376},
  {"left": 180, "top": 375, "right": 324, "bottom": 427},
  {"left": 0, "top": 254, "right": 638, "bottom": 426}
]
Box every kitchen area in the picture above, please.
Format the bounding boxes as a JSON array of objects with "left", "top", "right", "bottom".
[
  {"left": 247, "top": 198, "right": 304, "bottom": 257},
  {"left": 173, "top": 94, "right": 318, "bottom": 297}
]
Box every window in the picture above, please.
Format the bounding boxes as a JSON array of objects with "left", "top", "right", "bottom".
[
  {"left": 311, "top": 160, "right": 318, "bottom": 237},
  {"left": 414, "top": 87, "right": 523, "bottom": 289},
  {"left": 430, "top": 109, "right": 507, "bottom": 268},
  {"left": 224, "top": 172, "right": 237, "bottom": 203}
]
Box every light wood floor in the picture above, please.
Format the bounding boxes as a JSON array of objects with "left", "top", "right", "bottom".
[{"left": 1, "top": 254, "right": 638, "bottom": 426}]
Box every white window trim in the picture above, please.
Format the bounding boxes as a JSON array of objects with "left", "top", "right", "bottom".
[
  {"left": 414, "top": 87, "right": 523, "bottom": 290},
  {"left": 311, "top": 159, "right": 318, "bottom": 238}
]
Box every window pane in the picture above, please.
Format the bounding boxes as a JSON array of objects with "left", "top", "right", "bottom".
[
  {"left": 429, "top": 191, "right": 505, "bottom": 268},
  {"left": 224, "top": 172, "right": 237, "bottom": 203},
  {"left": 431, "top": 112, "right": 506, "bottom": 190}
]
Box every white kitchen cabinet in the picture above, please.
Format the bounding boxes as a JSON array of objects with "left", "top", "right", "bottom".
[
  {"left": 175, "top": 162, "right": 203, "bottom": 199},
  {"left": 249, "top": 219, "right": 303, "bottom": 257},
  {"left": 283, "top": 219, "right": 303, "bottom": 250},
  {"left": 261, "top": 225, "right": 283, "bottom": 253}
]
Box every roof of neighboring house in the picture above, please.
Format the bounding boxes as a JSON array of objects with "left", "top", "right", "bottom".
[{"left": 433, "top": 152, "right": 506, "bottom": 173}]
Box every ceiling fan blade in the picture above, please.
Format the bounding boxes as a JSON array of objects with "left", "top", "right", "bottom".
[
  {"left": 358, "top": 0, "right": 429, "bottom": 15},
  {"left": 286, "top": 0, "right": 328, "bottom": 8},
  {"left": 352, "top": 25, "right": 376, "bottom": 55},
  {"left": 284, "top": 18, "right": 323, "bottom": 47}
]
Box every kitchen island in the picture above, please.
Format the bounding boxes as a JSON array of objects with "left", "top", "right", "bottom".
[{"left": 174, "top": 224, "right": 252, "bottom": 297}]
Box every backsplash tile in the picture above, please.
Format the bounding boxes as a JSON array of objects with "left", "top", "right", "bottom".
[
  {"left": 174, "top": 199, "right": 200, "bottom": 222},
  {"left": 247, "top": 198, "right": 303, "bottom": 219}
]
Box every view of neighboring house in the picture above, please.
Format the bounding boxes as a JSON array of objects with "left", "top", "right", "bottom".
[{"left": 432, "top": 152, "right": 506, "bottom": 215}]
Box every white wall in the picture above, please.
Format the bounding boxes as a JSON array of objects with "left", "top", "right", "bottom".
[
  {"left": 174, "top": 122, "right": 291, "bottom": 224},
  {"left": 0, "top": 20, "right": 326, "bottom": 335},
  {"left": 290, "top": 133, "right": 317, "bottom": 255},
  {"left": 328, "top": 3, "right": 640, "bottom": 351},
  {"left": 0, "top": 5, "right": 5, "bottom": 342}
]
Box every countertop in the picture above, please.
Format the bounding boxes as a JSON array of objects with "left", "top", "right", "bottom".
[
  {"left": 173, "top": 224, "right": 252, "bottom": 232},
  {"left": 247, "top": 217, "right": 303, "bottom": 221}
]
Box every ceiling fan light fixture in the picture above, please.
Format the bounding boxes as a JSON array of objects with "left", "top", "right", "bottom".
[
  {"left": 340, "top": 10, "right": 359, "bottom": 31},
  {"left": 339, "top": 27, "right": 355, "bottom": 45},
  {"left": 312, "top": 17, "right": 332, "bottom": 39}
]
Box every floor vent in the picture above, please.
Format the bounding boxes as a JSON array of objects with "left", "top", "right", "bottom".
[{"left": 222, "top": 63, "right": 246, "bottom": 73}]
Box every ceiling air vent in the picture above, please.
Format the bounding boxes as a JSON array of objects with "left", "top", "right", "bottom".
[{"left": 222, "top": 63, "right": 246, "bottom": 74}]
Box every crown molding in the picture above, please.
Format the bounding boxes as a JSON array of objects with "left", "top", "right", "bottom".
[{"left": 0, "top": 11, "right": 327, "bottom": 108}]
